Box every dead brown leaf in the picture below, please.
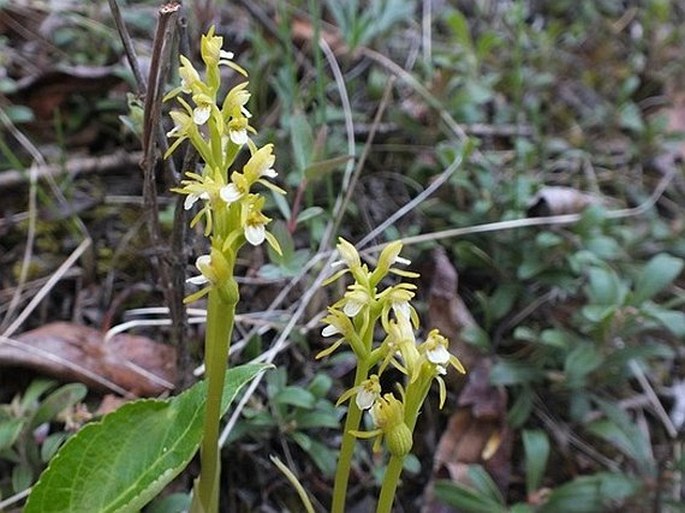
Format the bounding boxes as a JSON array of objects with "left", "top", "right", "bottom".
[
  {"left": 423, "top": 250, "right": 511, "bottom": 513},
  {"left": 422, "top": 359, "right": 512, "bottom": 513},
  {"left": 1, "top": 322, "right": 176, "bottom": 397}
]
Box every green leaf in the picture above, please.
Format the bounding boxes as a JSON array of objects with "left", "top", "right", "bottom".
[
  {"left": 640, "top": 304, "right": 685, "bottom": 337},
  {"left": 539, "top": 329, "right": 571, "bottom": 349},
  {"left": 587, "top": 398, "right": 655, "bottom": 474},
  {"left": 510, "top": 505, "right": 534, "bottom": 513},
  {"left": 290, "top": 112, "right": 314, "bottom": 174},
  {"left": 295, "top": 206, "right": 325, "bottom": 224},
  {"left": 293, "top": 410, "right": 340, "bottom": 430},
  {"left": 5, "top": 105, "right": 34, "bottom": 123},
  {"left": 489, "top": 284, "right": 520, "bottom": 321},
  {"left": 303, "top": 156, "right": 351, "bottom": 182},
  {"left": 539, "top": 472, "right": 640, "bottom": 513},
  {"left": 522, "top": 430, "right": 550, "bottom": 495},
  {"left": 274, "top": 386, "right": 316, "bottom": 410},
  {"left": 12, "top": 462, "right": 33, "bottom": 493},
  {"left": 20, "top": 379, "right": 57, "bottom": 411},
  {"left": 291, "top": 432, "right": 337, "bottom": 476},
  {"left": 490, "top": 360, "right": 544, "bottom": 386},
  {"left": 0, "top": 418, "right": 24, "bottom": 452},
  {"left": 307, "top": 374, "right": 333, "bottom": 398},
  {"left": 434, "top": 480, "right": 507, "bottom": 513},
  {"left": 25, "top": 364, "right": 270, "bottom": 513},
  {"left": 632, "top": 253, "right": 684, "bottom": 305},
  {"left": 586, "top": 266, "right": 624, "bottom": 305},
  {"left": 467, "top": 465, "right": 504, "bottom": 505},
  {"left": 145, "top": 492, "right": 191, "bottom": 513},
  {"left": 581, "top": 304, "right": 618, "bottom": 323},
  {"left": 564, "top": 343, "right": 602, "bottom": 389},
  {"left": 41, "top": 432, "right": 68, "bottom": 463},
  {"left": 31, "top": 383, "right": 88, "bottom": 429},
  {"left": 507, "top": 386, "right": 534, "bottom": 428}
]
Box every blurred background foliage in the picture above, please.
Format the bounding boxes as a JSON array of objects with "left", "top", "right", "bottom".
[{"left": 1, "top": 0, "right": 684, "bottom": 512}]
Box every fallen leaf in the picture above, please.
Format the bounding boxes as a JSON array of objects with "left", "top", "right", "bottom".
[
  {"left": 1, "top": 322, "right": 176, "bottom": 397},
  {"left": 422, "top": 360, "right": 512, "bottom": 513},
  {"left": 423, "top": 249, "right": 512, "bottom": 512},
  {"left": 527, "top": 186, "right": 599, "bottom": 217}
]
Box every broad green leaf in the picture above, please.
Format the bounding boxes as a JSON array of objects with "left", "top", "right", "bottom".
[
  {"left": 632, "top": 253, "right": 684, "bottom": 305},
  {"left": 5, "top": 105, "right": 34, "bottom": 123},
  {"left": 489, "top": 284, "right": 520, "bottom": 321},
  {"left": 445, "top": 9, "right": 473, "bottom": 50},
  {"left": 25, "top": 364, "right": 269, "bottom": 513},
  {"left": 434, "top": 480, "right": 507, "bottom": 513},
  {"left": 0, "top": 418, "right": 24, "bottom": 452},
  {"left": 523, "top": 430, "right": 550, "bottom": 494}
]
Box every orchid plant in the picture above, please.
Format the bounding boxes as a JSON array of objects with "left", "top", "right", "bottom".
[
  {"left": 163, "top": 27, "right": 283, "bottom": 513},
  {"left": 320, "top": 238, "right": 466, "bottom": 513},
  {"left": 23, "top": 28, "right": 466, "bottom": 513}
]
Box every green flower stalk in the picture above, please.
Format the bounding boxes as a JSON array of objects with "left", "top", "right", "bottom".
[
  {"left": 165, "top": 27, "right": 282, "bottom": 513},
  {"left": 320, "top": 238, "right": 465, "bottom": 513}
]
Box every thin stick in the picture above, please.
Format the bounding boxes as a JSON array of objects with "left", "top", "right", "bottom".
[
  {"left": 139, "top": 3, "right": 187, "bottom": 384},
  {"left": 0, "top": 487, "right": 30, "bottom": 510},
  {"left": 107, "top": 0, "right": 147, "bottom": 95},
  {"left": 0, "top": 150, "right": 143, "bottom": 188}
]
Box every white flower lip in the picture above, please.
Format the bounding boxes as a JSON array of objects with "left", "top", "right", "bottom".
[
  {"left": 219, "top": 183, "right": 242, "bottom": 204},
  {"left": 193, "top": 105, "right": 211, "bottom": 125},
  {"left": 321, "top": 324, "right": 340, "bottom": 337},
  {"left": 356, "top": 389, "right": 377, "bottom": 410},
  {"left": 186, "top": 274, "right": 209, "bottom": 285},
  {"left": 426, "top": 344, "right": 451, "bottom": 365},
  {"left": 184, "top": 191, "right": 210, "bottom": 210},
  {"left": 343, "top": 300, "right": 364, "bottom": 317},
  {"left": 230, "top": 128, "right": 248, "bottom": 145},
  {"left": 245, "top": 223, "right": 266, "bottom": 245}
]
